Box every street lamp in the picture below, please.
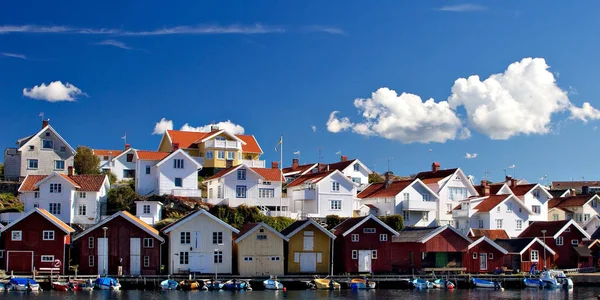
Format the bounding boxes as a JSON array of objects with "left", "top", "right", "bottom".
[
  {"left": 541, "top": 229, "right": 547, "bottom": 270},
  {"left": 102, "top": 227, "right": 108, "bottom": 276}
]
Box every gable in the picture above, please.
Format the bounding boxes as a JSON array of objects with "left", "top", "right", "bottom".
[
  {"left": 235, "top": 223, "right": 288, "bottom": 244},
  {"left": 439, "top": 169, "right": 477, "bottom": 195},
  {"left": 340, "top": 217, "right": 399, "bottom": 237},
  {"left": 18, "top": 125, "right": 76, "bottom": 154},
  {"left": 155, "top": 149, "right": 202, "bottom": 169},
  {"left": 320, "top": 171, "right": 355, "bottom": 191},
  {"left": 162, "top": 209, "right": 239, "bottom": 234},
  {"left": 73, "top": 211, "right": 163, "bottom": 242}
]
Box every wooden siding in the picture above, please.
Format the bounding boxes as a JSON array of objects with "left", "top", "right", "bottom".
[
  {"left": 536, "top": 224, "right": 589, "bottom": 269},
  {"left": 235, "top": 225, "right": 285, "bottom": 276},
  {"left": 464, "top": 241, "right": 505, "bottom": 273},
  {"left": 286, "top": 224, "right": 331, "bottom": 274},
  {"left": 335, "top": 218, "right": 394, "bottom": 273}
]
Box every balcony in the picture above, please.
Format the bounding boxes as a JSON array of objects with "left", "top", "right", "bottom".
[
  {"left": 242, "top": 159, "right": 265, "bottom": 168},
  {"left": 171, "top": 189, "right": 202, "bottom": 197},
  {"left": 204, "top": 139, "right": 242, "bottom": 150},
  {"left": 403, "top": 199, "right": 437, "bottom": 211},
  {"left": 452, "top": 209, "right": 469, "bottom": 218}
]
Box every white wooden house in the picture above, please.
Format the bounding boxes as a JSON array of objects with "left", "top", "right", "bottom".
[{"left": 135, "top": 149, "right": 202, "bottom": 197}]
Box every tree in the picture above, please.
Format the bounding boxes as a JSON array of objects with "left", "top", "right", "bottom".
[
  {"left": 325, "top": 215, "right": 348, "bottom": 229},
  {"left": 0, "top": 163, "right": 3, "bottom": 176},
  {"left": 106, "top": 171, "right": 117, "bottom": 184},
  {"left": 74, "top": 146, "right": 100, "bottom": 175},
  {"left": 107, "top": 184, "right": 138, "bottom": 212},
  {"left": 378, "top": 215, "right": 404, "bottom": 231}
]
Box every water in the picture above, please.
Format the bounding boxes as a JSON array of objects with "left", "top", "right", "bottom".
[{"left": 1, "top": 288, "right": 599, "bottom": 300}]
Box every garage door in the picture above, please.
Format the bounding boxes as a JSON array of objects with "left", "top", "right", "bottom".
[
  {"left": 7, "top": 251, "right": 33, "bottom": 273},
  {"left": 299, "top": 253, "right": 317, "bottom": 273}
]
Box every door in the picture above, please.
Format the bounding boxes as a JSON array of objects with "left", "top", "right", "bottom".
[
  {"left": 98, "top": 238, "right": 108, "bottom": 275},
  {"left": 358, "top": 250, "right": 372, "bottom": 272},
  {"left": 130, "top": 238, "right": 141, "bottom": 275},
  {"left": 299, "top": 253, "right": 317, "bottom": 272},
  {"left": 193, "top": 232, "right": 201, "bottom": 249},
  {"left": 189, "top": 253, "right": 205, "bottom": 272},
  {"left": 479, "top": 253, "right": 487, "bottom": 270},
  {"left": 435, "top": 252, "right": 448, "bottom": 268},
  {"left": 7, "top": 251, "right": 33, "bottom": 273}
]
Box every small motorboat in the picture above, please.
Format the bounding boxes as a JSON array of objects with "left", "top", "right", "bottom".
[
  {"left": 471, "top": 278, "right": 503, "bottom": 290},
  {"left": 51, "top": 281, "right": 70, "bottom": 291},
  {"left": 397, "top": 279, "right": 415, "bottom": 290},
  {"left": 6, "top": 278, "right": 40, "bottom": 291},
  {"left": 160, "top": 279, "right": 179, "bottom": 290},
  {"left": 0, "top": 282, "right": 5, "bottom": 291},
  {"left": 432, "top": 278, "right": 455, "bottom": 289},
  {"left": 223, "top": 279, "right": 251, "bottom": 291},
  {"left": 70, "top": 279, "right": 94, "bottom": 291},
  {"left": 263, "top": 277, "right": 284, "bottom": 290},
  {"left": 95, "top": 277, "right": 121, "bottom": 290},
  {"left": 178, "top": 280, "right": 201, "bottom": 290},
  {"left": 350, "top": 278, "right": 376, "bottom": 289},
  {"left": 540, "top": 270, "right": 573, "bottom": 289},
  {"left": 203, "top": 279, "right": 224, "bottom": 291},
  {"left": 412, "top": 278, "right": 433, "bottom": 289},
  {"left": 313, "top": 278, "right": 341, "bottom": 290},
  {"left": 523, "top": 278, "right": 543, "bottom": 288}
]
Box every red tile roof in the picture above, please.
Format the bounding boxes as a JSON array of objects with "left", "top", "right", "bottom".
[
  {"left": 415, "top": 168, "right": 458, "bottom": 184},
  {"left": 236, "top": 134, "right": 263, "bottom": 154},
  {"left": 60, "top": 174, "right": 82, "bottom": 188},
  {"left": 38, "top": 208, "right": 75, "bottom": 233},
  {"left": 327, "top": 159, "right": 356, "bottom": 172},
  {"left": 93, "top": 149, "right": 123, "bottom": 157},
  {"left": 20, "top": 174, "right": 106, "bottom": 191},
  {"left": 473, "top": 195, "right": 511, "bottom": 212},
  {"left": 357, "top": 180, "right": 413, "bottom": 198},
  {"left": 474, "top": 184, "right": 505, "bottom": 196},
  {"left": 287, "top": 170, "right": 335, "bottom": 188},
  {"left": 468, "top": 229, "right": 509, "bottom": 240},
  {"left": 251, "top": 167, "right": 284, "bottom": 182},
  {"left": 510, "top": 184, "right": 537, "bottom": 196},
  {"left": 166, "top": 130, "right": 263, "bottom": 154},
  {"left": 519, "top": 220, "right": 570, "bottom": 238},
  {"left": 19, "top": 175, "right": 46, "bottom": 191},
  {"left": 137, "top": 150, "right": 170, "bottom": 161},
  {"left": 549, "top": 195, "right": 595, "bottom": 208}
]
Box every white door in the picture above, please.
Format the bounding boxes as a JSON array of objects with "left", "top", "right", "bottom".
[
  {"left": 130, "top": 238, "right": 141, "bottom": 275},
  {"left": 299, "top": 253, "right": 317, "bottom": 272},
  {"left": 190, "top": 253, "right": 204, "bottom": 272},
  {"left": 98, "top": 238, "right": 108, "bottom": 275},
  {"left": 358, "top": 250, "right": 372, "bottom": 273},
  {"left": 479, "top": 253, "right": 487, "bottom": 270}
]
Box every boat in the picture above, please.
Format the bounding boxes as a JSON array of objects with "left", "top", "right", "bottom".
[
  {"left": 6, "top": 278, "right": 40, "bottom": 291},
  {"left": 313, "top": 278, "right": 341, "bottom": 290},
  {"left": 0, "top": 282, "right": 5, "bottom": 291},
  {"left": 396, "top": 279, "right": 415, "bottom": 290},
  {"left": 223, "top": 279, "right": 251, "bottom": 291},
  {"left": 51, "top": 281, "right": 70, "bottom": 291},
  {"left": 432, "top": 278, "right": 455, "bottom": 289},
  {"left": 178, "top": 280, "right": 201, "bottom": 290},
  {"left": 203, "top": 279, "right": 224, "bottom": 291},
  {"left": 523, "top": 278, "right": 543, "bottom": 288},
  {"left": 540, "top": 270, "right": 573, "bottom": 289},
  {"left": 70, "top": 279, "right": 94, "bottom": 291},
  {"left": 412, "top": 278, "right": 433, "bottom": 289},
  {"left": 350, "top": 278, "right": 376, "bottom": 289},
  {"left": 94, "top": 277, "right": 121, "bottom": 290},
  {"left": 471, "top": 278, "right": 502, "bottom": 289},
  {"left": 263, "top": 277, "right": 284, "bottom": 290},
  {"left": 160, "top": 279, "right": 179, "bottom": 290}
]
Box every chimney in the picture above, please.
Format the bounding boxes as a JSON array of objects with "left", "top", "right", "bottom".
[
  {"left": 292, "top": 158, "right": 299, "bottom": 170},
  {"left": 172, "top": 143, "right": 180, "bottom": 151},
  {"left": 570, "top": 189, "right": 577, "bottom": 196},
  {"left": 510, "top": 178, "right": 517, "bottom": 188},
  {"left": 68, "top": 166, "right": 74, "bottom": 176},
  {"left": 42, "top": 120, "right": 49, "bottom": 129},
  {"left": 317, "top": 163, "right": 327, "bottom": 172},
  {"left": 125, "top": 143, "right": 131, "bottom": 150},
  {"left": 271, "top": 161, "right": 279, "bottom": 169},
  {"left": 384, "top": 171, "right": 394, "bottom": 189},
  {"left": 341, "top": 155, "right": 348, "bottom": 162},
  {"left": 582, "top": 186, "right": 590, "bottom": 195},
  {"left": 211, "top": 125, "right": 220, "bottom": 132},
  {"left": 480, "top": 180, "right": 490, "bottom": 196},
  {"left": 431, "top": 162, "right": 440, "bottom": 173}
]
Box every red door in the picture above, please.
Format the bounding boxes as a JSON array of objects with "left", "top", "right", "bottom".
[{"left": 7, "top": 251, "right": 33, "bottom": 273}]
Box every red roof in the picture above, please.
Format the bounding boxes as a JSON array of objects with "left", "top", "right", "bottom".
[
  {"left": 137, "top": 150, "right": 170, "bottom": 161},
  {"left": 236, "top": 134, "right": 263, "bottom": 154},
  {"left": 549, "top": 195, "right": 595, "bottom": 208},
  {"left": 20, "top": 174, "right": 106, "bottom": 192},
  {"left": 519, "top": 220, "right": 570, "bottom": 238},
  {"left": 332, "top": 216, "right": 367, "bottom": 236},
  {"left": 207, "top": 166, "right": 237, "bottom": 180},
  {"left": 357, "top": 180, "right": 413, "bottom": 198},
  {"left": 166, "top": 130, "right": 263, "bottom": 154},
  {"left": 19, "top": 175, "right": 46, "bottom": 191},
  {"left": 234, "top": 223, "right": 260, "bottom": 239},
  {"left": 287, "top": 170, "right": 335, "bottom": 188},
  {"left": 473, "top": 195, "right": 512, "bottom": 212},
  {"left": 415, "top": 168, "right": 458, "bottom": 184},
  {"left": 510, "top": 184, "right": 537, "bottom": 196},
  {"left": 282, "top": 163, "right": 316, "bottom": 176},
  {"left": 93, "top": 149, "right": 123, "bottom": 157},
  {"left": 474, "top": 184, "right": 505, "bottom": 196},
  {"left": 468, "top": 229, "right": 509, "bottom": 240},
  {"left": 327, "top": 159, "right": 356, "bottom": 172},
  {"left": 38, "top": 208, "right": 75, "bottom": 233},
  {"left": 251, "top": 167, "right": 284, "bottom": 182}
]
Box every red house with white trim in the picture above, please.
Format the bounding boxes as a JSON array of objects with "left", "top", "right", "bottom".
[
  {"left": 0, "top": 208, "right": 74, "bottom": 274},
  {"left": 495, "top": 238, "right": 556, "bottom": 272},
  {"left": 464, "top": 237, "right": 508, "bottom": 273},
  {"left": 332, "top": 215, "right": 399, "bottom": 273}
]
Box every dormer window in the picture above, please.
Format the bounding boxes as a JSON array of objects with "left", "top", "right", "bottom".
[
  {"left": 237, "top": 169, "right": 246, "bottom": 180},
  {"left": 42, "top": 139, "right": 53, "bottom": 150},
  {"left": 173, "top": 159, "right": 184, "bottom": 169},
  {"left": 533, "top": 190, "right": 540, "bottom": 198},
  {"left": 126, "top": 154, "right": 134, "bottom": 162},
  {"left": 29, "top": 145, "right": 34, "bottom": 151},
  {"left": 353, "top": 164, "right": 360, "bottom": 171},
  {"left": 45, "top": 132, "right": 50, "bottom": 137}
]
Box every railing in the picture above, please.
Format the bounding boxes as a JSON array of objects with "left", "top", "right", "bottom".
[
  {"left": 171, "top": 189, "right": 202, "bottom": 197},
  {"left": 452, "top": 209, "right": 469, "bottom": 218},
  {"left": 404, "top": 199, "right": 437, "bottom": 211},
  {"left": 242, "top": 159, "right": 265, "bottom": 168},
  {"left": 204, "top": 139, "right": 241, "bottom": 150}
]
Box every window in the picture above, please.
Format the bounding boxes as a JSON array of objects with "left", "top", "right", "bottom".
[
  {"left": 60, "top": 146, "right": 66, "bottom": 152},
  {"left": 33, "top": 203, "right": 39, "bottom": 208},
  {"left": 478, "top": 219, "right": 484, "bottom": 229},
  {"left": 496, "top": 219, "right": 503, "bottom": 229},
  {"left": 472, "top": 252, "right": 477, "bottom": 259},
  {"left": 351, "top": 234, "right": 359, "bottom": 242},
  {"left": 145, "top": 165, "right": 151, "bottom": 174},
  {"left": 217, "top": 186, "right": 222, "bottom": 198},
  {"left": 180, "top": 232, "right": 191, "bottom": 244},
  {"left": 352, "top": 177, "right": 361, "bottom": 183},
  {"left": 179, "top": 252, "right": 189, "bottom": 264},
  {"left": 79, "top": 192, "right": 86, "bottom": 198},
  {"left": 42, "top": 139, "right": 54, "bottom": 149},
  {"left": 593, "top": 199, "right": 598, "bottom": 208},
  {"left": 353, "top": 163, "right": 360, "bottom": 171},
  {"left": 271, "top": 256, "right": 281, "bottom": 261},
  {"left": 89, "top": 237, "right": 94, "bottom": 248},
  {"left": 422, "top": 212, "right": 429, "bottom": 221},
  {"left": 213, "top": 232, "right": 223, "bottom": 245},
  {"left": 489, "top": 253, "right": 494, "bottom": 259},
  {"left": 29, "top": 145, "right": 34, "bottom": 151},
  {"left": 576, "top": 214, "right": 583, "bottom": 222},
  {"left": 236, "top": 186, "right": 247, "bottom": 198},
  {"left": 174, "top": 178, "right": 182, "bottom": 187},
  {"left": 448, "top": 187, "right": 467, "bottom": 201},
  {"left": 565, "top": 227, "right": 570, "bottom": 232},
  {"left": 380, "top": 234, "right": 388, "bottom": 241},
  {"left": 404, "top": 193, "right": 410, "bottom": 201},
  {"left": 89, "top": 255, "right": 94, "bottom": 267},
  {"left": 206, "top": 151, "right": 214, "bottom": 159},
  {"left": 352, "top": 250, "right": 358, "bottom": 260},
  {"left": 78, "top": 204, "right": 87, "bottom": 216},
  {"left": 227, "top": 152, "right": 235, "bottom": 160},
  {"left": 50, "top": 183, "right": 62, "bottom": 193},
  {"left": 28, "top": 159, "right": 38, "bottom": 169},
  {"left": 331, "top": 181, "right": 340, "bottom": 192},
  {"left": 217, "top": 151, "right": 225, "bottom": 159},
  {"left": 557, "top": 236, "right": 563, "bottom": 246},
  {"left": 330, "top": 200, "right": 342, "bottom": 210},
  {"left": 256, "top": 234, "right": 267, "bottom": 240},
  {"left": 553, "top": 214, "right": 559, "bottom": 221},
  {"left": 11, "top": 231, "right": 22, "bottom": 241},
  {"left": 243, "top": 256, "right": 253, "bottom": 262},
  {"left": 531, "top": 250, "right": 539, "bottom": 262},
  {"left": 403, "top": 210, "right": 410, "bottom": 221},
  {"left": 584, "top": 214, "right": 591, "bottom": 222},
  {"left": 507, "top": 203, "right": 512, "bottom": 212},
  {"left": 144, "top": 256, "right": 150, "bottom": 267},
  {"left": 41, "top": 255, "right": 54, "bottom": 262},
  {"left": 123, "top": 169, "right": 135, "bottom": 179},
  {"left": 533, "top": 190, "right": 540, "bottom": 198},
  {"left": 55, "top": 160, "right": 65, "bottom": 170},
  {"left": 532, "top": 205, "right": 541, "bottom": 214},
  {"left": 45, "top": 132, "right": 50, "bottom": 137},
  {"left": 571, "top": 239, "right": 579, "bottom": 246},
  {"left": 497, "top": 206, "right": 501, "bottom": 212},
  {"left": 49, "top": 203, "right": 61, "bottom": 215},
  {"left": 516, "top": 220, "right": 522, "bottom": 230},
  {"left": 258, "top": 189, "right": 274, "bottom": 198},
  {"left": 363, "top": 228, "right": 376, "bottom": 233},
  {"left": 173, "top": 159, "right": 184, "bottom": 169},
  {"left": 447, "top": 204, "right": 453, "bottom": 213},
  {"left": 143, "top": 205, "right": 151, "bottom": 214},
  {"left": 213, "top": 250, "right": 223, "bottom": 263},
  {"left": 34, "top": 192, "right": 39, "bottom": 198},
  {"left": 372, "top": 250, "right": 377, "bottom": 259},
  {"left": 126, "top": 154, "right": 134, "bottom": 162},
  {"left": 143, "top": 238, "right": 154, "bottom": 248},
  {"left": 103, "top": 155, "right": 109, "bottom": 160},
  {"left": 422, "top": 194, "right": 429, "bottom": 201},
  {"left": 237, "top": 169, "right": 246, "bottom": 180}
]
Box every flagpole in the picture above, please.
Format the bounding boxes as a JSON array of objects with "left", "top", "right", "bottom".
[{"left": 279, "top": 135, "right": 283, "bottom": 214}]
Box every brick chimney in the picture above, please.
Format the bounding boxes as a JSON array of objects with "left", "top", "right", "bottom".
[
  {"left": 42, "top": 120, "right": 49, "bottom": 129},
  {"left": 510, "top": 179, "right": 517, "bottom": 188},
  {"left": 68, "top": 166, "right": 74, "bottom": 176},
  {"left": 384, "top": 171, "right": 394, "bottom": 189},
  {"left": 570, "top": 189, "right": 577, "bottom": 196},
  {"left": 317, "top": 163, "right": 327, "bottom": 172},
  {"left": 125, "top": 143, "right": 131, "bottom": 150},
  {"left": 341, "top": 155, "right": 348, "bottom": 162},
  {"left": 431, "top": 162, "right": 440, "bottom": 173},
  {"left": 480, "top": 180, "right": 490, "bottom": 196},
  {"left": 172, "top": 143, "right": 180, "bottom": 151},
  {"left": 292, "top": 158, "right": 299, "bottom": 170},
  {"left": 271, "top": 161, "right": 279, "bottom": 169}
]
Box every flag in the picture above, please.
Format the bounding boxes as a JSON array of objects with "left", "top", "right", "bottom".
[
  {"left": 39, "top": 112, "right": 44, "bottom": 117},
  {"left": 121, "top": 133, "right": 127, "bottom": 140},
  {"left": 275, "top": 137, "right": 282, "bottom": 151},
  {"left": 293, "top": 151, "right": 300, "bottom": 155},
  {"left": 335, "top": 151, "right": 341, "bottom": 155}
]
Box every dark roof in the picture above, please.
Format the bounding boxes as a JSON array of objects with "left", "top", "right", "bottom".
[
  {"left": 357, "top": 180, "right": 413, "bottom": 198},
  {"left": 518, "top": 220, "right": 570, "bottom": 238},
  {"left": 468, "top": 229, "right": 510, "bottom": 240},
  {"left": 207, "top": 165, "right": 237, "bottom": 180},
  {"left": 415, "top": 168, "right": 458, "bottom": 184},
  {"left": 280, "top": 219, "right": 310, "bottom": 236},
  {"left": 332, "top": 217, "right": 366, "bottom": 236},
  {"left": 591, "top": 228, "right": 600, "bottom": 240},
  {"left": 474, "top": 184, "right": 505, "bottom": 196},
  {"left": 494, "top": 238, "right": 535, "bottom": 253},
  {"left": 549, "top": 189, "right": 568, "bottom": 198},
  {"left": 548, "top": 195, "right": 595, "bottom": 208},
  {"left": 234, "top": 223, "right": 260, "bottom": 239},
  {"left": 327, "top": 159, "right": 356, "bottom": 172},
  {"left": 392, "top": 226, "right": 439, "bottom": 243},
  {"left": 282, "top": 163, "right": 316, "bottom": 176},
  {"left": 510, "top": 184, "right": 537, "bottom": 196},
  {"left": 573, "top": 246, "right": 592, "bottom": 257}
]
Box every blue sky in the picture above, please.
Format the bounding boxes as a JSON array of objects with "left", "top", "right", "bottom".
[{"left": 2, "top": 1, "right": 600, "bottom": 184}]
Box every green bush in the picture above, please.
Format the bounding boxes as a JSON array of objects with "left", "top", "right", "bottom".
[
  {"left": 207, "top": 205, "right": 294, "bottom": 230},
  {"left": 325, "top": 215, "right": 348, "bottom": 229},
  {"left": 378, "top": 214, "right": 404, "bottom": 231},
  {"left": 107, "top": 184, "right": 138, "bottom": 212}
]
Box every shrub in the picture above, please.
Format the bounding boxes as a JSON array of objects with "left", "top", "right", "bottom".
[{"left": 378, "top": 214, "right": 404, "bottom": 231}]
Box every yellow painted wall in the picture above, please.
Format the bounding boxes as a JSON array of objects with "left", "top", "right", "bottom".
[
  {"left": 287, "top": 224, "right": 332, "bottom": 274},
  {"left": 548, "top": 208, "right": 566, "bottom": 221},
  {"left": 236, "top": 225, "right": 285, "bottom": 276},
  {"left": 157, "top": 135, "right": 172, "bottom": 152}
]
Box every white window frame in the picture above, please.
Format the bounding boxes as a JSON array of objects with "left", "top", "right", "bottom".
[
  {"left": 516, "top": 220, "right": 522, "bottom": 230},
  {"left": 472, "top": 252, "right": 477, "bottom": 259},
  {"left": 212, "top": 231, "right": 224, "bottom": 245},
  {"left": 496, "top": 219, "right": 503, "bottom": 229},
  {"left": 28, "top": 159, "right": 38, "bottom": 170},
  {"left": 236, "top": 185, "right": 247, "bottom": 198},
  {"left": 43, "top": 230, "right": 55, "bottom": 241},
  {"left": 363, "top": 228, "right": 376, "bottom": 233},
  {"left": 49, "top": 183, "right": 62, "bottom": 194},
  {"left": 179, "top": 252, "right": 189, "bottom": 264},
  {"left": 372, "top": 250, "right": 377, "bottom": 259},
  {"left": 422, "top": 212, "right": 429, "bottom": 221},
  {"left": 531, "top": 250, "right": 539, "bottom": 262},
  {"left": 41, "top": 255, "right": 54, "bottom": 262},
  {"left": 143, "top": 238, "right": 154, "bottom": 248},
  {"left": 79, "top": 192, "right": 86, "bottom": 198},
  {"left": 144, "top": 256, "right": 150, "bottom": 267},
  {"left": 89, "top": 236, "right": 94, "bottom": 248},
  {"left": 507, "top": 203, "right": 512, "bottom": 212},
  {"left": 217, "top": 151, "right": 225, "bottom": 160},
  {"left": 557, "top": 236, "right": 563, "bottom": 246},
  {"left": 352, "top": 250, "right": 358, "bottom": 260},
  {"left": 571, "top": 239, "right": 579, "bottom": 246},
  {"left": 489, "top": 253, "right": 494, "bottom": 259},
  {"left": 532, "top": 205, "right": 541, "bottom": 214},
  {"left": 353, "top": 164, "right": 360, "bottom": 171},
  {"left": 49, "top": 203, "right": 61, "bottom": 215},
  {"left": 403, "top": 210, "right": 410, "bottom": 221},
  {"left": 478, "top": 219, "right": 484, "bottom": 229},
  {"left": 331, "top": 181, "right": 340, "bottom": 192},
  {"left": 78, "top": 204, "right": 86, "bottom": 216},
  {"left": 89, "top": 255, "right": 94, "bottom": 267},
  {"left": 11, "top": 230, "right": 22, "bottom": 241},
  {"left": 173, "top": 159, "right": 184, "bottom": 169},
  {"left": 55, "top": 160, "right": 65, "bottom": 170},
  {"left": 330, "top": 200, "right": 342, "bottom": 210},
  {"left": 42, "top": 139, "right": 54, "bottom": 150},
  {"left": 206, "top": 151, "right": 214, "bottom": 159},
  {"left": 180, "top": 232, "right": 191, "bottom": 244},
  {"left": 237, "top": 169, "right": 247, "bottom": 180},
  {"left": 351, "top": 234, "right": 359, "bottom": 242},
  {"left": 404, "top": 193, "right": 410, "bottom": 201},
  {"left": 227, "top": 151, "right": 235, "bottom": 160},
  {"left": 143, "top": 205, "right": 151, "bottom": 214},
  {"left": 380, "top": 234, "right": 388, "bottom": 241}
]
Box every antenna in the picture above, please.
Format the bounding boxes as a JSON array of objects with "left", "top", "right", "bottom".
[
  {"left": 317, "top": 147, "right": 323, "bottom": 162},
  {"left": 121, "top": 132, "right": 127, "bottom": 146},
  {"left": 39, "top": 112, "right": 44, "bottom": 121},
  {"left": 386, "top": 157, "right": 393, "bottom": 172},
  {"left": 503, "top": 169, "right": 507, "bottom": 177},
  {"left": 483, "top": 171, "right": 490, "bottom": 181}
]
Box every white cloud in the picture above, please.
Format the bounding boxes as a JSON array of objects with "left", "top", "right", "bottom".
[
  {"left": 152, "top": 118, "right": 173, "bottom": 135},
  {"left": 22, "top": 81, "right": 85, "bottom": 102},
  {"left": 95, "top": 39, "right": 132, "bottom": 50},
  {"left": 301, "top": 25, "right": 346, "bottom": 35},
  {"left": 569, "top": 102, "right": 600, "bottom": 123},
  {"left": 1, "top": 52, "right": 27, "bottom": 59},
  {"left": 326, "top": 88, "right": 464, "bottom": 143},
  {"left": 465, "top": 153, "right": 478, "bottom": 159},
  {"left": 438, "top": 4, "right": 487, "bottom": 12},
  {"left": 311, "top": 125, "right": 317, "bottom": 132}
]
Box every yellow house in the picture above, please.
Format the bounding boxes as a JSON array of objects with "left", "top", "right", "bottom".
[
  {"left": 281, "top": 219, "right": 336, "bottom": 274},
  {"left": 234, "top": 222, "right": 288, "bottom": 276},
  {"left": 157, "top": 126, "right": 264, "bottom": 175}
]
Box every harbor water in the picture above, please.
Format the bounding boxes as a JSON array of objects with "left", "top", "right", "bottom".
[{"left": 1, "top": 288, "right": 598, "bottom": 300}]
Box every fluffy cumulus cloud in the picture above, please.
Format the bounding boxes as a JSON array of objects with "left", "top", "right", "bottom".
[
  {"left": 326, "top": 88, "right": 464, "bottom": 143},
  {"left": 311, "top": 125, "right": 317, "bottom": 132},
  {"left": 465, "top": 153, "right": 478, "bottom": 159},
  {"left": 22, "top": 81, "right": 85, "bottom": 102},
  {"left": 152, "top": 119, "right": 245, "bottom": 135},
  {"left": 569, "top": 102, "right": 600, "bottom": 123}
]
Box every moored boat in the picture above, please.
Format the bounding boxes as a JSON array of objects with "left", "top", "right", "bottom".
[
  {"left": 203, "top": 279, "right": 224, "bottom": 291},
  {"left": 178, "top": 280, "right": 200, "bottom": 290},
  {"left": 350, "top": 278, "right": 376, "bottom": 289},
  {"left": 432, "top": 278, "right": 455, "bottom": 289},
  {"left": 471, "top": 278, "right": 502, "bottom": 289},
  {"left": 7, "top": 278, "right": 40, "bottom": 291},
  {"left": 412, "top": 278, "right": 433, "bottom": 289},
  {"left": 70, "top": 279, "right": 94, "bottom": 291},
  {"left": 523, "top": 278, "right": 543, "bottom": 288},
  {"left": 160, "top": 280, "right": 179, "bottom": 290},
  {"left": 540, "top": 270, "right": 573, "bottom": 289},
  {"left": 95, "top": 277, "right": 121, "bottom": 290},
  {"left": 223, "top": 279, "right": 250, "bottom": 291},
  {"left": 313, "top": 278, "right": 341, "bottom": 290},
  {"left": 263, "top": 277, "right": 284, "bottom": 290},
  {"left": 51, "top": 281, "right": 70, "bottom": 291}
]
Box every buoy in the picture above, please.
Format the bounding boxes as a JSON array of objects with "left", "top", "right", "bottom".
[{"left": 283, "top": 287, "right": 287, "bottom": 292}]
